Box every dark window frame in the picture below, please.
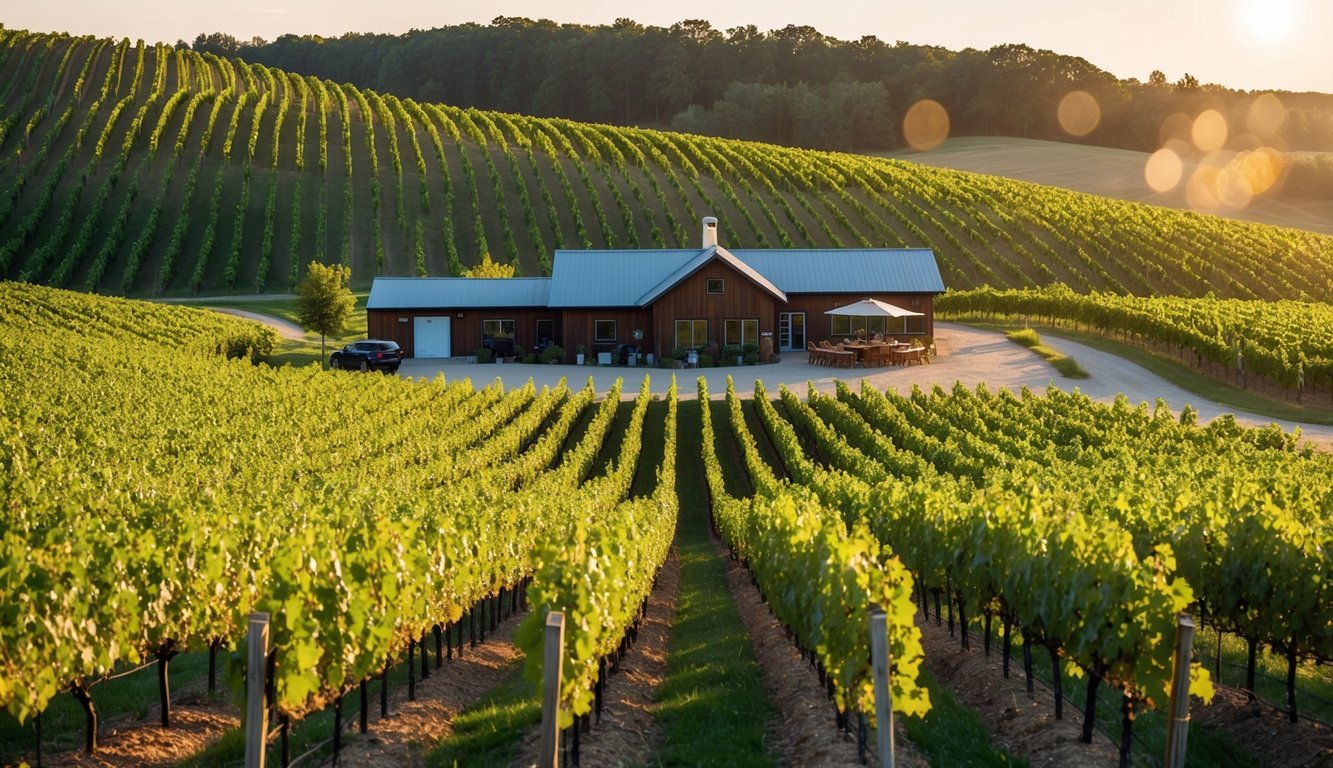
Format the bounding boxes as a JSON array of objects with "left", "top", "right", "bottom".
[
  {"left": 706, "top": 278, "right": 725, "bottom": 294},
  {"left": 723, "top": 318, "right": 760, "bottom": 346},
  {"left": 674, "top": 318, "right": 708, "bottom": 349},
  {"left": 594, "top": 319, "right": 618, "bottom": 343},
  {"left": 483, "top": 318, "right": 516, "bottom": 340}
]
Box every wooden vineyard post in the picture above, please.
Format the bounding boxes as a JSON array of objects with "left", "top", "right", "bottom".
[
  {"left": 539, "top": 611, "right": 566, "bottom": 768},
  {"left": 869, "top": 603, "right": 895, "bottom": 768},
  {"left": 245, "top": 613, "right": 270, "bottom": 768},
  {"left": 1164, "top": 613, "right": 1196, "bottom": 768}
]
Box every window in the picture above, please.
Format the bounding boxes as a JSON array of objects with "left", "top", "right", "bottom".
[
  {"left": 594, "top": 319, "right": 618, "bottom": 343},
  {"left": 724, "top": 318, "right": 759, "bottom": 345},
  {"left": 910, "top": 296, "right": 922, "bottom": 308},
  {"left": 706, "top": 278, "right": 725, "bottom": 294},
  {"left": 535, "top": 319, "right": 554, "bottom": 346},
  {"left": 905, "top": 315, "right": 926, "bottom": 334},
  {"left": 483, "top": 319, "right": 515, "bottom": 340},
  {"left": 674, "top": 319, "right": 708, "bottom": 349},
  {"left": 830, "top": 315, "right": 886, "bottom": 338}
]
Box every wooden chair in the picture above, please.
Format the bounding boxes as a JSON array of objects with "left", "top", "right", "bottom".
[{"left": 863, "top": 345, "right": 887, "bottom": 367}]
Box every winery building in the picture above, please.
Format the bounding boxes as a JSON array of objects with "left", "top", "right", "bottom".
[{"left": 367, "top": 217, "right": 945, "bottom": 362}]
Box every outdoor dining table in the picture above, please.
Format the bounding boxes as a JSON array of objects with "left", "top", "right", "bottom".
[{"left": 837, "top": 342, "right": 892, "bottom": 367}]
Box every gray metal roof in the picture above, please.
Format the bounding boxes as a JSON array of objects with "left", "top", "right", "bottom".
[
  {"left": 547, "top": 249, "right": 698, "bottom": 307},
  {"left": 367, "top": 277, "right": 552, "bottom": 309},
  {"left": 731, "top": 249, "right": 945, "bottom": 294},
  {"left": 371, "top": 248, "right": 942, "bottom": 310},
  {"left": 635, "top": 247, "right": 787, "bottom": 306}
]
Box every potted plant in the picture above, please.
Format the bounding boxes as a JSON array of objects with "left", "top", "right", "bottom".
[
  {"left": 541, "top": 344, "right": 564, "bottom": 364},
  {"left": 722, "top": 343, "right": 743, "bottom": 365},
  {"left": 575, "top": 344, "right": 586, "bottom": 366},
  {"left": 669, "top": 346, "right": 687, "bottom": 369}
]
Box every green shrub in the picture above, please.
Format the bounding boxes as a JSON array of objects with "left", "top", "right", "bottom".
[
  {"left": 473, "top": 347, "right": 494, "bottom": 363},
  {"left": 1050, "top": 355, "right": 1089, "bottom": 378},
  {"left": 1006, "top": 328, "right": 1042, "bottom": 348},
  {"left": 743, "top": 351, "right": 760, "bottom": 365},
  {"left": 218, "top": 327, "right": 277, "bottom": 363},
  {"left": 699, "top": 354, "right": 715, "bottom": 368},
  {"left": 1007, "top": 328, "right": 1089, "bottom": 378},
  {"left": 539, "top": 344, "right": 564, "bottom": 364}
]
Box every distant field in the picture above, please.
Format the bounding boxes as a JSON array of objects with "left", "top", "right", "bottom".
[{"left": 879, "top": 136, "right": 1333, "bottom": 235}]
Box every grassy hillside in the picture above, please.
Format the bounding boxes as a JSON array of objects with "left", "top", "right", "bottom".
[
  {"left": 1, "top": 30, "right": 1332, "bottom": 300},
  {"left": 880, "top": 136, "right": 1333, "bottom": 236}
]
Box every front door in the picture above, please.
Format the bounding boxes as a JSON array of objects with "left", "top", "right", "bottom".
[{"left": 778, "top": 312, "right": 805, "bottom": 352}]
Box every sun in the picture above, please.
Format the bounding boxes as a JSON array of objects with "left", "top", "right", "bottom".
[{"left": 1235, "top": 0, "right": 1297, "bottom": 44}]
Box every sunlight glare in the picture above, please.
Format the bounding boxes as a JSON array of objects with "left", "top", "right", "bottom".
[
  {"left": 1159, "top": 113, "right": 1193, "bottom": 148},
  {"left": 903, "top": 100, "right": 950, "bottom": 151},
  {"left": 1239, "top": 147, "right": 1284, "bottom": 195},
  {"left": 1245, "top": 93, "right": 1286, "bottom": 138},
  {"left": 1191, "top": 110, "right": 1229, "bottom": 153},
  {"left": 1235, "top": 0, "right": 1297, "bottom": 44},
  {"left": 1145, "top": 148, "right": 1184, "bottom": 193},
  {"left": 1057, "top": 91, "right": 1101, "bottom": 137}
]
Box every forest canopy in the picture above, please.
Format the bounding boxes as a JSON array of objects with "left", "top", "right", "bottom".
[{"left": 189, "top": 18, "right": 1333, "bottom": 157}]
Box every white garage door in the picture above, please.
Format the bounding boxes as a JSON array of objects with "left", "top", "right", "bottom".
[{"left": 413, "top": 316, "right": 452, "bottom": 358}]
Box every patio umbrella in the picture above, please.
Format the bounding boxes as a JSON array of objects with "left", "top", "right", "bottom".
[
  {"left": 825, "top": 298, "right": 923, "bottom": 318},
  {"left": 824, "top": 298, "right": 923, "bottom": 336}
]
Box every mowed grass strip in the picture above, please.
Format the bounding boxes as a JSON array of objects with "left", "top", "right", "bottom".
[
  {"left": 902, "top": 669, "right": 1028, "bottom": 768},
  {"left": 653, "top": 399, "right": 776, "bottom": 766},
  {"left": 426, "top": 667, "right": 539, "bottom": 768},
  {"left": 1006, "top": 328, "right": 1089, "bottom": 378}
]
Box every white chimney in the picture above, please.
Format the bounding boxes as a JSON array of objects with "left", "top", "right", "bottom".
[{"left": 701, "top": 216, "right": 718, "bottom": 248}]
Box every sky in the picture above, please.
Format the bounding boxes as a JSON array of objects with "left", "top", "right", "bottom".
[{"left": 4, "top": 0, "right": 1330, "bottom": 94}]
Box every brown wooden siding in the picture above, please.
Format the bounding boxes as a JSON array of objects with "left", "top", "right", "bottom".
[
  {"left": 783, "top": 293, "right": 935, "bottom": 343},
  {"left": 368, "top": 308, "right": 560, "bottom": 359},
  {"left": 644, "top": 261, "right": 780, "bottom": 359},
  {"left": 559, "top": 308, "right": 653, "bottom": 363}
]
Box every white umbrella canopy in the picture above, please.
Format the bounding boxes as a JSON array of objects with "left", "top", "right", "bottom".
[{"left": 824, "top": 298, "right": 923, "bottom": 318}]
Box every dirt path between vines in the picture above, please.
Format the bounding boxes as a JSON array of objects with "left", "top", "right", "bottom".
[
  {"left": 915, "top": 614, "right": 1120, "bottom": 767},
  {"left": 719, "top": 541, "right": 930, "bottom": 768},
  {"left": 35, "top": 610, "right": 525, "bottom": 767},
  {"left": 335, "top": 610, "right": 527, "bottom": 766},
  {"left": 43, "top": 700, "right": 237, "bottom": 768},
  {"left": 512, "top": 547, "right": 681, "bottom": 767}
]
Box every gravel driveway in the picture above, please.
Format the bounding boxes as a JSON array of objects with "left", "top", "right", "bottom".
[{"left": 397, "top": 322, "right": 1333, "bottom": 448}]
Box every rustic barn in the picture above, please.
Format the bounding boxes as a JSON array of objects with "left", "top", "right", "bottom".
[{"left": 366, "top": 217, "right": 945, "bottom": 362}]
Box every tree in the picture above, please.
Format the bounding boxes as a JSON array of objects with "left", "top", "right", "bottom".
[
  {"left": 462, "top": 252, "right": 515, "bottom": 278},
  {"left": 295, "top": 261, "right": 356, "bottom": 366},
  {"left": 1175, "top": 73, "right": 1199, "bottom": 92}
]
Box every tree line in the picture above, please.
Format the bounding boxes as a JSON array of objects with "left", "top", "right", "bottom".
[{"left": 188, "top": 18, "right": 1333, "bottom": 157}]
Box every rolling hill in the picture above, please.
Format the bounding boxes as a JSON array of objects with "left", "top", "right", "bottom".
[
  {"left": 1, "top": 29, "right": 1332, "bottom": 301},
  {"left": 881, "top": 136, "right": 1333, "bottom": 236}
]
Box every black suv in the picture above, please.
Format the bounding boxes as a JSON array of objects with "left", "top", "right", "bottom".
[{"left": 330, "top": 340, "right": 404, "bottom": 372}]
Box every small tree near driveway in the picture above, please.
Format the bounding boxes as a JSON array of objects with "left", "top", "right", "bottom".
[{"left": 296, "top": 261, "right": 356, "bottom": 367}]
